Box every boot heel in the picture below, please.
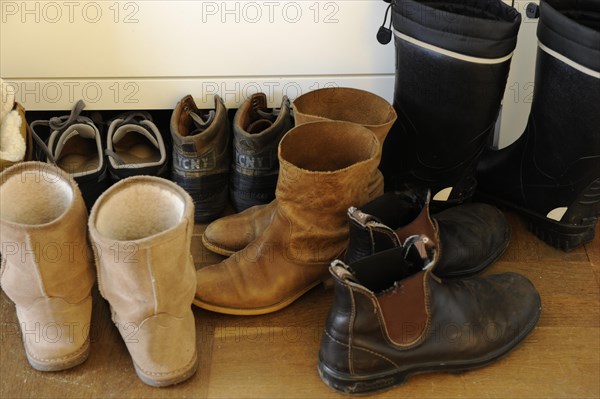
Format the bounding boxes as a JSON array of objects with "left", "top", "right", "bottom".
[
  {"left": 528, "top": 177, "right": 600, "bottom": 251},
  {"left": 527, "top": 214, "right": 597, "bottom": 252},
  {"left": 318, "top": 361, "right": 408, "bottom": 395}
]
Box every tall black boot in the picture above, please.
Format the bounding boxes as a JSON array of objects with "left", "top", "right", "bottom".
[
  {"left": 379, "top": 0, "right": 521, "bottom": 210},
  {"left": 476, "top": 0, "right": 600, "bottom": 251}
]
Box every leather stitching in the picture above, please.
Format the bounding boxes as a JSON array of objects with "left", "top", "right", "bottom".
[
  {"left": 366, "top": 281, "right": 428, "bottom": 350},
  {"left": 324, "top": 329, "right": 399, "bottom": 369},
  {"left": 348, "top": 283, "right": 356, "bottom": 376}
]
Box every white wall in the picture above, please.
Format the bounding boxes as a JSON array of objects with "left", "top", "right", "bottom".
[{"left": 1, "top": 0, "right": 539, "bottom": 147}]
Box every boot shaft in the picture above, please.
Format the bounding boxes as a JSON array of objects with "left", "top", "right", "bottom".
[
  {"left": 88, "top": 176, "right": 196, "bottom": 324},
  {"left": 527, "top": 0, "right": 600, "bottom": 189},
  {"left": 475, "top": 0, "right": 600, "bottom": 240},
  {"left": 275, "top": 121, "right": 380, "bottom": 262},
  {"left": 0, "top": 162, "right": 94, "bottom": 305},
  {"left": 170, "top": 95, "right": 230, "bottom": 159},
  {"left": 345, "top": 190, "right": 437, "bottom": 265},
  {"left": 382, "top": 0, "right": 521, "bottom": 204},
  {"left": 292, "top": 87, "right": 397, "bottom": 151}
]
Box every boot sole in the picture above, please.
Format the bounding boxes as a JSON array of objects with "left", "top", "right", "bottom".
[
  {"left": 318, "top": 305, "right": 541, "bottom": 395},
  {"left": 133, "top": 350, "right": 199, "bottom": 387},
  {"left": 201, "top": 234, "right": 238, "bottom": 257},
  {"left": 24, "top": 338, "right": 90, "bottom": 372},
  {"left": 475, "top": 192, "right": 597, "bottom": 251},
  {"left": 193, "top": 279, "right": 327, "bottom": 316}
]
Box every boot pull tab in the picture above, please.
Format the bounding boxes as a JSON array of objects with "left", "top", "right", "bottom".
[
  {"left": 348, "top": 206, "right": 378, "bottom": 226},
  {"left": 330, "top": 259, "right": 359, "bottom": 283},
  {"left": 402, "top": 234, "right": 435, "bottom": 271},
  {"left": 526, "top": 2, "right": 540, "bottom": 19},
  {"left": 377, "top": 1, "right": 393, "bottom": 45}
]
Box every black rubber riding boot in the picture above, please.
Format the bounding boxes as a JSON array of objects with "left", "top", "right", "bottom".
[
  {"left": 379, "top": 0, "right": 521, "bottom": 211},
  {"left": 345, "top": 189, "right": 510, "bottom": 278},
  {"left": 230, "top": 94, "right": 293, "bottom": 212},
  {"left": 476, "top": 0, "right": 600, "bottom": 251}
]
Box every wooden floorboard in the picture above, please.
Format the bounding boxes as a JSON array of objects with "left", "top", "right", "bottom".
[{"left": 1, "top": 210, "right": 599, "bottom": 398}]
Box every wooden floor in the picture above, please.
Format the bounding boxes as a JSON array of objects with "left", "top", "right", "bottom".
[{"left": 1, "top": 211, "right": 599, "bottom": 399}]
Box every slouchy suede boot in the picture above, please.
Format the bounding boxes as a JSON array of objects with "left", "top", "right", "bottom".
[
  {"left": 476, "top": 0, "right": 600, "bottom": 250},
  {"left": 319, "top": 245, "right": 541, "bottom": 395},
  {"left": 195, "top": 121, "right": 380, "bottom": 315},
  {"left": 88, "top": 176, "right": 198, "bottom": 387},
  {"left": 345, "top": 189, "right": 510, "bottom": 277},
  {"left": 379, "top": 0, "right": 521, "bottom": 210},
  {"left": 0, "top": 162, "right": 94, "bottom": 371},
  {"left": 202, "top": 88, "right": 397, "bottom": 256}
]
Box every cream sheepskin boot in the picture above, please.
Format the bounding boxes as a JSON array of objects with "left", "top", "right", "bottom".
[
  {"left": 88, "top": 176, "right": 198, "bottom": 387},
  {"left": 0, "top": 162, "right": 95, "bottom": 371}
]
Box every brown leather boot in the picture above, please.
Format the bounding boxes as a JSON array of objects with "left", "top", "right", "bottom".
[
  {"left": 0, "top": 162, "right": 95, "bottom": 371},
  {"left": 195, "top": 121, "right": 380, "bottom": 315},
  {"left": 88, "top": 176, "right": 198, "bottom": 387},
  {"left": 319, "top": 244, "right": 541, "bottom": 395},
  {"left": 202, "top": 88, "right": 397, "bottom": 256}
]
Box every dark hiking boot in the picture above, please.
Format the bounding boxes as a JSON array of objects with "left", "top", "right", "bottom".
[
  {"left": 170, "top": 95, "right": 230, "bottom": 223},
  {"left": 230, "top": 93, "right": 293, "bottom": 212}
]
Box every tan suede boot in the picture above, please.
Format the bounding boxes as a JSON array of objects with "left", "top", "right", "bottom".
[
  {"left": 88, "top": 176, "right": 198, "bottom": 387},
  {"left": 202, "top": 88, "right": 397, "bottom": 256},
  {"left": 195, "top": 121, "right": 380, "bottom": 315},
  {"left": 0, "top": 162, "right": 94, "bottom": 371}
]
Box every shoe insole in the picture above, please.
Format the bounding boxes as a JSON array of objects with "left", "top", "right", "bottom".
[
  {"left": 56, "top": 136, "right": 99, "bottom": 174},
  {"left": 114, "top": 133, "right": 161, "bottom": 165}
]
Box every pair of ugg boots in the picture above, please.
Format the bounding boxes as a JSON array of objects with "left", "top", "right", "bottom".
[{"left": 0, "top": 162, "right": 197, "bottom": 387}]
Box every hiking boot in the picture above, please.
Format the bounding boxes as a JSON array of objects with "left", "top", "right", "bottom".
[
  {"left": 106, "top": 111, "right": 169, "bottom": 181},
  {"left": 171, "top": 95, "right": 230, "bottom": 223},
  {"left": 230, "top": 93, "right": 293, "bottom": 212},
  {"left": 30, "top": 100, "right": 110, "bottom": 209}
]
